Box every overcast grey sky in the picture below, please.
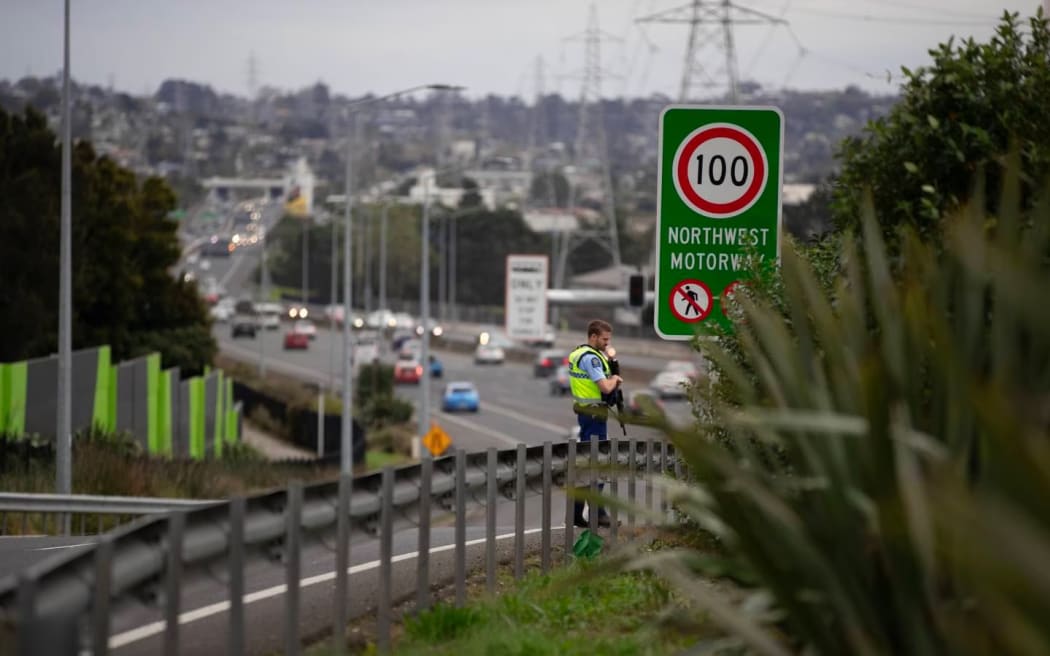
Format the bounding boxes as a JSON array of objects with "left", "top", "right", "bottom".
[{"left": 0, "top": 1, "right": 1042, "bottom": 100}]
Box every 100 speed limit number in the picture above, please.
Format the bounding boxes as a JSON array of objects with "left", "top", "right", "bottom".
[{"left": 672, "top": 123, "right": 769, "bottom": 219}]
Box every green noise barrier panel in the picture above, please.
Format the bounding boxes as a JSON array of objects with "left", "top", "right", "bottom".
[
  {"left": 92, "top": 346, "right": 113, "bottom": 432},
  {"left": 189, "top": 377, "right": 206, "bottom": 460},
  {"left": 0, "top": 361, "right": 28, "bottom": 437}
]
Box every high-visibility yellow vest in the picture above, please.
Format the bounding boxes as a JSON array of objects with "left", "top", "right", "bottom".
[{"left": 567, "top": 344, "right": 610, "bottom": 405}]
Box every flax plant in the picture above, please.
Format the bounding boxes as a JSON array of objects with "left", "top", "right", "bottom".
[{"left": 628, "top": 161, "right": 1050, "bottom": 655}]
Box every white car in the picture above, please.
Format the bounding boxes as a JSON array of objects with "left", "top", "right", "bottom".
[
  {"left": 209, "top": 303, "right": 233, "bottom": 322},
  {"left": 254, "top": 302, "right": 283, "bottom": 330},
  {"left": 474, "top": 344, "right": 505, "bottom": 365},
  {"left": 366, "top": 309, "right": 397, "bottom": 330},
  {"left": 649, "top": 370, "right": 691, "bottom": 399},
  {"left": 393, "top": 312, "right": 416, "bottom": 331},
  {"left": 353, "top": 338, "right": 380, "bottom": 366},
  {"left": 292, "top": 319, "right": 317, "bottom": 340}
]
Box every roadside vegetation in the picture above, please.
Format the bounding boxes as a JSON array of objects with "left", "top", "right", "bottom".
[
  {"left": 304, "top": 527, "right": 724, "bottom": 656},
  {"left": 0, "top": 427, "right": 339, "bottom": 535},
  {"left": 0, "top": 107, "right": 215, "bottom": 374},
  {"left": 310, "top": 12, "right": 1050, "bottom": 655},
  {"left": 604, "top": 12, "right": 1050, "bottom": 655}
]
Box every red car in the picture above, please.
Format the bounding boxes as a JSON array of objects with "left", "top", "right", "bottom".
[
  {"left": 283, "top": 331, "right": 309, "bottom": 350},
  {"left": 393, "top": 360, "right": 423, "bottom": 384}
]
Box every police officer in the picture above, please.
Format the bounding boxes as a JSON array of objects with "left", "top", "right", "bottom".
[{"left": 566, "top": 319, "right": 623, "bottom": 527}]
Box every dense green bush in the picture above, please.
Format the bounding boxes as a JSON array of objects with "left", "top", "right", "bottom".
[
  {"left": 833, "top": 11, "right": 1050, "bottom": 241},
  {"left": 631, "top": 163, "right": 1050, "bottom": 655}
]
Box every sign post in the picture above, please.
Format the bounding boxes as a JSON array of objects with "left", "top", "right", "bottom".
[
  {"left": 505, "top": 254, "right": 549, "bottom": 342},
  {"left": 654, "top": 106, "right": 783, "bottom": 339}
]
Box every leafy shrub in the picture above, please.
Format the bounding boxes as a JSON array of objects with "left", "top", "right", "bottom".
[
  {"left": 633, "top": 163, "right": 1050, "bottom": 655},
  {"left": 361, "top": 395, "right": 414, "bottom": 429},
  {"left": 356, "top": 362, "right": 394, "bottom": 407},
  {"left": 367, "top": 424, "right": 414, "bottom": 456}
]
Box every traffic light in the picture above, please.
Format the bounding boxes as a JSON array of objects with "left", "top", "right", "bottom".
[{"left": 628, "top": 274, "right": 645, "bottom": 307}]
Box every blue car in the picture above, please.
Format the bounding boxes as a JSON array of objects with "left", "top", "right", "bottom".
[
  {"left": 442, "top": 382, "right": 479, "bottom": 412},
  {"left": 429, "top": 355, "right": 444, "bottom": 379}
]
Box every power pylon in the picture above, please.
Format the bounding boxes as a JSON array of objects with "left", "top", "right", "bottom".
[
  {"left": 555, "top": 4, "right": 622, "bottom": 291},
  {"left": 637, "top": 0, "right": 786, "bottom": 103}
]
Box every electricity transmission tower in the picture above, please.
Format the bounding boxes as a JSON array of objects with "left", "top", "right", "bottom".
[
  {"left": 555, "top": 4, "right": 623, "bottom": 291},
  {"left": 637, "top": 0, "right": 786, "bottom": 103}
]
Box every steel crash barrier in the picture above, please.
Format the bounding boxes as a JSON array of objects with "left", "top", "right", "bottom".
[{"left": 0, "top": 438, "right": 683, "bottom": 655}]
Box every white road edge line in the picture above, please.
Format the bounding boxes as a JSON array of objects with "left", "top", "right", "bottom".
[
  {"left": 33, "top": 542, "right": 96, "bottom": 551},
  {"left": 107, "top": 526, "right": 558, "bottom": 651}
]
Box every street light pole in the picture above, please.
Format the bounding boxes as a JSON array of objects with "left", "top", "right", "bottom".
[
  {"left": 56, "top": 0, "right": 72, "bottom": 500},
  {"left": 416, "top": 177, "right": 432, "bottom": 459},
  {"left": 340, "top": 84, "right": 462, "bottom": 474},
  {"left": 450, "top": 212, "right": 457, "bottom": 321},
  {"left": 379, "top": 201, "right": 388, "bottom": 312},
  {"left": 340, "top": 114, "right": 356, "bottom": 475}
]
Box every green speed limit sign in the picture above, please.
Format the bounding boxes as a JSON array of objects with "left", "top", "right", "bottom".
[{"left": 654, "top": 105, "right": 783, "bottom": 338}]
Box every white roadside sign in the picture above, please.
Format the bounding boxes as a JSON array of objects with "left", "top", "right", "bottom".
[{"left": 505, "top": 254, "right": 549, "bottom": 341}]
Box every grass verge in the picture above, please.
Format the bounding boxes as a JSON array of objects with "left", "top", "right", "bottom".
[{"left": 304, "top": 527, "right": 721, "bottom": 656}]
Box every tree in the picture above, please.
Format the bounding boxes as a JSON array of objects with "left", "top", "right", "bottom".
[
  {"left": 0, "top": 106, "right": 214, "bottom": 373},
  {"left": 832, "top": 11, "right": 1050, "bottom": 239}
]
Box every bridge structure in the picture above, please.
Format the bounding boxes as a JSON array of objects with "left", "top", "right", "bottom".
[{"left": 202, "top": 157, "right": 319, "bottom": 217}]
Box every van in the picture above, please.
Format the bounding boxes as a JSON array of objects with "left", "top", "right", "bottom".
[{"left": 254, "top": 302, "right": 284, "bottom": 330}]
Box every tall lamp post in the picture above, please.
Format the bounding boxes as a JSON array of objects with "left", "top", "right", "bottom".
[
  {"left": 57, "top": 0, "right": 73, "bottom": 501},
  {"left": 339, "top": 84, "right": 462, "bottom": 475},
  {"left": 415, "top": 166, "right": 469, "bottom": 457}
]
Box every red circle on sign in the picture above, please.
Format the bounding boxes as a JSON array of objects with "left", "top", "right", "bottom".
[
  {"left": 673, "top": 125, "right": 767, "bottom": 218},
  {"left": 668, "top": 279, "right": 713, "bottom": 323},
  {"left": 721, "top": 280, "right": 747, "bottom": 317}
]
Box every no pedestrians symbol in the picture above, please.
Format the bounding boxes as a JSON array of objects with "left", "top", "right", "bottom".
[
  {"left": 672, "top": 123, "right": 768, "bottom": 219},
  {"left": 668, "top": 279, "right": 713, "bottom": 323}
]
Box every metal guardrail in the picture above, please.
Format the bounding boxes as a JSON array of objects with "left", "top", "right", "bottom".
[
  {"left": 0, "top": 438, "right": 682, "bottom": 655},
  {"left": 0, "top": 493, "right": 217, "bottom": 516},
  {"left": 0, "top": 494, "right": 218, "bottom": 538}
]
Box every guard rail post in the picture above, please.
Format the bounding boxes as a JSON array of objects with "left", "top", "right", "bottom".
[
  {"left": 514, "top": 443, "right": 525, "bottom": 579},
  {"left": 609, "top": 437, "right": 619, "bottom": 545},
  {"left": 163, "top": 511, "right": 185, "bottom": 656},
  {"left": 485, "top": 448, "right": 497, "bottom": 594},
  {"left": 417, "top": 457, "right": 432, "bottom": 612},
  {"left": 454, "top": 449, "right": 466, "bottom": 607},
  {"left": 284, "top": 482, "right": 303, "bottom": 656},
  {"left": 333, "top": 473, "right": 351, "bottom": 655},
  {"left": 541, "top": 441, "right": 552, "bottom": 572},
  {"left": 228, "top": 497, "right": 245, "bottom": 656},
  {"left": 92, "top": 535, "right": 113, "bottom": 656}
]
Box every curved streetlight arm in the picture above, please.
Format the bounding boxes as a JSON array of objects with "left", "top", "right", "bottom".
[{"left": 345, "top": 84, "right": 464, "bottom": 112}]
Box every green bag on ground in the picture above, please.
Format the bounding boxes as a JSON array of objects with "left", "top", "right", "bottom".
[{"left": 573, "top": 529, "right": 604, "bottom": 560}]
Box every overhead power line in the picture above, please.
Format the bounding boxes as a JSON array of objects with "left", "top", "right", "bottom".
[{"left": 789, "top": 7, "right": 997, "bottom": 26}]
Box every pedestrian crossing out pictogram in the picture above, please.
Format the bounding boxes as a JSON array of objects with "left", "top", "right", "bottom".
[{"left": 668, "top": 279, "right": 712, "bottom": 323}]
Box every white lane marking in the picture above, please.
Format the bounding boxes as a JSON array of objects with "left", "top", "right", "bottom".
[
  {"left": 437, "top": 411, "right": 520, "bottom": 447},
  {"left": 107, "top": 526, "right": 557, "bottom": 650},
  {"left": 480, "top": 402, "right": 566, "bottom": 435},
  {"left": 33, "top": 542, "right": 95, "bottom": 551}
]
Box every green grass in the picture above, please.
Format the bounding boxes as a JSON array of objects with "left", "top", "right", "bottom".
[
  {"left": 305, "top": 529, "right": 720, "bottom": 656},
  {"left": 364, "top": 449, "right": 411, "bottom": 471}
]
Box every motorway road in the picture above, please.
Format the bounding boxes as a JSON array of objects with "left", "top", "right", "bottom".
[
  {"left": 50, "top": 204, "right": 686, "bottom": 654},
  {"left": 215, "top": 322, "right": 695, "bottom": 454}
]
